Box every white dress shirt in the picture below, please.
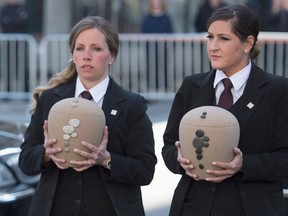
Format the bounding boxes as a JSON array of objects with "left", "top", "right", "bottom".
[
  {"left": 74, "top": 76, "right": 109, "bottom": 108},
  {"left": 213, "top": 61, "right": 251, "bottom": 105}
]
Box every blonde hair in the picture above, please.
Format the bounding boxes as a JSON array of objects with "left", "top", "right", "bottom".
[{"left": 30, "top": 16, "right": 119, "bottom": 114}]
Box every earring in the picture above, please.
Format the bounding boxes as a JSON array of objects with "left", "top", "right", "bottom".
[
  {"left": 244, "top": 49, "right": 248, "bottom": 53},
  {"left": 109, "top": 62, "right": 112, "bottom": 65}
]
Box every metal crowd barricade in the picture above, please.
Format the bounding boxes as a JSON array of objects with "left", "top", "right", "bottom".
[
  {"left": 38, "top": 34, "right": 70, "bottom": 86},
  {"left": 38, "top": 32, "right": 288, "bottom": 100},
  {"left": 113, "top": 33, "right": 210, "bottom": 100},
  {"left": 1, "top": 32, "right": 288, "bottom": 100},
  {"left": 0, "top": 34, "right": 37, "bottom": 100},
  {"left": 38, "top": 33, "right": 211, "bottom": 100},
  {"left": 257, "top": 32, "right": 288, "bottom": 78}
]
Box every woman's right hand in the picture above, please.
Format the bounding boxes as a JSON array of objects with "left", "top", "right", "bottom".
[
  {"left": 42, "top": 120, "right": 67, "bottom": 169},
  {"left": 175, "top": 141, "right": 200, "bottom": 180}
]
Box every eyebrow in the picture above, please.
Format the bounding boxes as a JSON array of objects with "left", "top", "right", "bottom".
[
  {"left": 75, "top": 42, "right": 101, "bottom": 46},
  {"left": 208, "top": 32, "right": 231, "bottom": 37}
]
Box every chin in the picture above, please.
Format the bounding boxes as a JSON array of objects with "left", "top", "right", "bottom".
[{"left": 210, "top": 63, "right": 225, "bottom": 71}]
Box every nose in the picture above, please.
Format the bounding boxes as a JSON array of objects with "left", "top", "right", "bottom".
[
  {"left": 209, "top": 39, "right": 219, "bottom": 51},
  {"left": 83, "top": 50, "right": 92, "bottom": 60}
]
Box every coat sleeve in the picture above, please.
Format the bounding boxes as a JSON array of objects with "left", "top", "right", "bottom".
[{"left": 19, "top": 93, "right": 55, "bottom": 176}]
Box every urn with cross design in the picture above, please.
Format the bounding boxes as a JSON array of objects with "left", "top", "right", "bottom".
[
  {"left": 179, "top": 106, "right": 240, "bottom": 180},
  {"left": 48, "top": 98, "right": 106, "bottom": 167}
]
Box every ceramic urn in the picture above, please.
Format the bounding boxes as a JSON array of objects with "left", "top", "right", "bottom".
[
  {"left": 48, "top": 98, "right": 106, "bottom": 167},
  {"left": 179, "top": 106, "right": 240, "bottom": 180}
]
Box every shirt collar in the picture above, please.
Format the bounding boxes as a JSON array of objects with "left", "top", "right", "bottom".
[
  {"left": 75, "top": 76, "right": 109, "bottom": 104},
  {"left": 213, "top": 61, "right": 251, "bottom": 92}
]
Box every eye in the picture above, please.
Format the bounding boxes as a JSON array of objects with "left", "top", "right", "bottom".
[
  {"left": 93, "top": 47, "right": 101, "bottom": 51},
  {"left": 75, "top": 46, "right": 84, "bottom": 51},
  {"left": 206, "top": 35, "right": 213, "bottom": 40},
  {"left": 220, "top": 36, "right": 229, "bottom": 41}
]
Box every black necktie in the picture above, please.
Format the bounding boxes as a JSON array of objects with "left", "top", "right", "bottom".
[
  {"left": 218, "top": 78, "right": 233, "bottom": 109},
  {"left": 81, "top": 91, "right": 93, "bottom": 100}
]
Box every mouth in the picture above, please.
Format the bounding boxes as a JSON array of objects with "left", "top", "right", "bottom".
[
  {"left": 210, "top": 54, "right": 220, "bottom": 58},
  {"left": 210, "top": 55, "right": 221, "bottom": 60},
  {"left": 81, "top": 65, "right": 94, "bottom": 69}
]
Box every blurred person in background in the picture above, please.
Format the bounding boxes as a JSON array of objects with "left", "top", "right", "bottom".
[
  {"left": 194, "top": 0, "right": 227, "bottom": 32},
  {"left": 246, "top": 0, "right": 288, "bottom": 31},
  {"left": 141, "top": 0, "right": 173, "bottom": 92},
  {"left": 141, "top": 0, "right": 173, "bottom": 33},
  {"left": 270, "top": 0, "right": 288, "bottom": 32},
  {"left": 19, "top": 16, "right": 157, "bottom": 216},
  {"left": 0, "top": 0, "right": 28, "bottom": 33}
]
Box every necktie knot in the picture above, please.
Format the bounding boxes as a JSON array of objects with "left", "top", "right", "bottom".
[
  {"left": 218, "top": 78, "right": 233, "bottom": 109},
  {"left": 222, "top": 78, "right": 233, "bottom": 90},
  {"left": 81, "top": 91, "right": 93, "bottom": 100}
]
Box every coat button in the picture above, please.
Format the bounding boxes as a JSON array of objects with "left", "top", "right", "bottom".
[{"left": 241, "top": 192, "right": 247, "bottom": 197}]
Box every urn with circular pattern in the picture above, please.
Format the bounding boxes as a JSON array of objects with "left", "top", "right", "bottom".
[
  {"left": 179, "top": 106, "right": 240, "bottom": 180},
  {"left": 48, "top": 98, "right": 106, "bottom": 167}
]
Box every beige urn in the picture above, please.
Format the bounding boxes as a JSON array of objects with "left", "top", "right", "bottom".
[
  {"left": 179, "top": 106, "right": 240, "bottom": 180},
  {"left": 48, "top": 98, "right": 106, "bottom": 167}
]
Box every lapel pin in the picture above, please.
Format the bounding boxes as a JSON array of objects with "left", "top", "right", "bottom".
[
  {"left": 110, "top": 109, "right": 117, "bottom": 115},
  {"left": 247, "top": 102, "right": 254, "bottom": 109}
]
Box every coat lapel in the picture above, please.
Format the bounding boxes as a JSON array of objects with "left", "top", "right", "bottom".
[
  {"left": 237, "top": 66, "right": 267, "bottom": 134},
  {"left": 191, "top": 71, "right": 216, "bottom": 108},
  {"left": 102, "top": 78, "right": 126, "bottom": 130},
  {"left": 54, "top": 79, "right": 76, "bottom": 99}
]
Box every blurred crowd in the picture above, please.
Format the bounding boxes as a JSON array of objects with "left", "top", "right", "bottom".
[
  {"left": 195, "top": 0, "right": 288, "bottom": 32},
  {"left": 0, "top": 0, "right": 288, "bottom": 34},
  {"left": 246, "top": 0, "right": 288, "bottom": 32}
]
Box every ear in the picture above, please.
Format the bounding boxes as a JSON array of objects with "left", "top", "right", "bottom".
[
  {"left": 244, "top": 35, "right": 255, "bottom": 52},
  {"left": 110, "top": 55, "right": 116, "bottom": 64}
]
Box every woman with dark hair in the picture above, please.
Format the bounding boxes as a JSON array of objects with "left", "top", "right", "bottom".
[
  {"left": 19, "top": 16, "right": 157, "bottom": 216},
  {"left": 162, "top": 4, "right": 288, "bottom": 216}
]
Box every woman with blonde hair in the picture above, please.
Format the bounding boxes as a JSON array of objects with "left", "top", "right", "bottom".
[{"left": 19, "top": 16, "right": 157, "bottom": 216}]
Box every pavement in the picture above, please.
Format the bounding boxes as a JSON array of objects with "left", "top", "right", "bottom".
[{"left": 0, "top": 98, "right": 181, "bottom": 216}]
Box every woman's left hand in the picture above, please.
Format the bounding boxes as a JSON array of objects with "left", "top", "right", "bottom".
[
  {"left": 70, "top": 126, "right": 111, "bottom": 172},
  {"left": 205, "top": 147, "right": 243, "bottom": 183}
]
